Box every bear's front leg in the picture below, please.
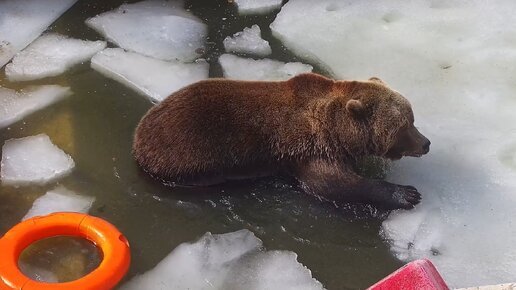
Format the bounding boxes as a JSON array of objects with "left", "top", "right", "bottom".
[{"left": 292, "top": 159, "right": 421, "bottom": 210}]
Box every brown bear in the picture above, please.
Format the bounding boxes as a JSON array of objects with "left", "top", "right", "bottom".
[{"left": 133, "top": 73, "right": 430, "bottom": 209}]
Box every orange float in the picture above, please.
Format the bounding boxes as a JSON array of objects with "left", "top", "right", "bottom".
[{"left": 0, "top": 212, "right": 130, "bottom": 290}]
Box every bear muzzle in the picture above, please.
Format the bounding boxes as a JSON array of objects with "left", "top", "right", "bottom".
[
  {"left": 403, "top": 127, "right": 430, "bottom": 157},
  {"left": 384, "top": 126, "right": 430, "bottom": 159},
  {"left": 406, "top": 138, "right": 430, "bottom": 157}
]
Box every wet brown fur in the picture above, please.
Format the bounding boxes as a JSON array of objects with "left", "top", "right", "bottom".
[{"left": 133, "top": 73, "right": 430, "bottom": 209}]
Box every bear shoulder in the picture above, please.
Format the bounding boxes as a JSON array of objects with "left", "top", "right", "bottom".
[{"left": 288, "top": 73, "right": 335, "bottom": 99}]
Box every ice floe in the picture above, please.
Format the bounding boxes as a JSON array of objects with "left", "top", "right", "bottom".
[
  {"left": 272, "top": 0, "right": 516, "bottom": 287},
  {"left": 86, "top": 0, "right": 207, "bottom": 62},
  {"left": 91, "top": 48, "right": 208, "bottom": 102},
  {"left": 223, "top": 25, "right": 272, "bottom": 57},
  {"left": 23, "top": 186, "right": 95, "bottom": 220},
  {"left": 0, "top": 85, "right": 71, "bottom": 129},
  {"left": 0, "top": 0, "right": 78, "bottom": 68},
  {"left": 233, "top": 0, "right": 283, "bottom": 15},
  {"left": 219, "top": 54, "right": 312, "bottom": 81},
  {"left": 1, "top": 134, "right": 75, "bottom": 185},
  {"left": 5, "top": 33, "right": 106, "bottom": 81},
  {"left": 122, "top": 229, "right": 324, "bottom": 290}
]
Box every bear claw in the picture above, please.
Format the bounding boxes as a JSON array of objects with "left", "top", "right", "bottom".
[{"left": 390, "top": 185, "right": 422, "bottom": 209}]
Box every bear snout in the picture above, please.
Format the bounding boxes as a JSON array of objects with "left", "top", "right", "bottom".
[
  {"left": 411, "top": 128, "right": 430, "bottom": 156},
  {"left": 384, "top": 126, "right": 430, "bottom": 159},
  {"left": 408, "top": 137, "right": 430, "bottom": 157},
  {"left": 422, "top": 138, "right": 431, "bottom": 154}
]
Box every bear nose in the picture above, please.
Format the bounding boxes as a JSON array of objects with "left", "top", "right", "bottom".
[{"left": 422, "top": 139, "right": 431, "bottom": 154}]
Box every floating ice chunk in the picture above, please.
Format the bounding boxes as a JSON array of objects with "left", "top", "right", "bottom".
[
  {"left": 23, "top": 186, "right": 95, "bottom": 220},
  {"left": 122, "top": 229, "right": 324, "bottom": 290},
  {"left": 222, "top": 251, "right": 324, "bottom": 290},
  {"left": 223, "top": 25, "right": 272, "bottom": 56},
  {"left": 0, "top": 85, "right": 71, "bottom": 129},
  {"left": 0, "top": 0, "right": 78, "bottom": 68},
  {"left": 382, "top": 206, "right": 444, "bottom": 261},
  {"left": 219, "top": 54, "right": 312, "bottom": 81},
  {"left": 5, "top": 33, "right": 106, "bottom": 81},
  {"left": 123, "top": 230, "right": 261, "bottom": 290},
  {"left": 1, "top": 134, "right": 75, "bottom": 185},
  {"left": 233, "top": 0, "right": 283, "bottom": 15},
  {"left": 86, "top": 0, "right": 207, "bottom": 62},
  {"left": 271, "top": 0, "right": 516, "bottom": 287},
  {"left": 91, "top": 48, "right": 208, "bottom": 102}
]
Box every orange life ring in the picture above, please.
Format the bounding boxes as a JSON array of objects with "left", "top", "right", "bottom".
[{"left": 0, "top": 212, "right": 130, "bottom": 290}]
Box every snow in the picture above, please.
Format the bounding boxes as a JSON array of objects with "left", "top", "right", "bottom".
[
  {"left": 233, "top": 0, "right": 283, "bottom": 15},
  {"left": 271, "top": 0, "right": 516, "bottom": 287},
  {"left": 85, "top": 0, "right": 207, "bottom": 62},
  {"left": 91, "top": 48, "right": 208, "bottom": 102},
  {"left": 23, "top": 186, "right": 95, "bottom": 220},
  {"left": 0, "top": 0, "right": 78, "bottom": 68},
  {"left": 1, "top": 134, "right": 75, "bottom": 185},
  {"left": 0, "top": 85, "right": 71, "bottom": 129},
  {"left": 219, "top": 54, "right": 312, "bottom": 81},
  {"left": 122, "top": 229, "right": 324, "bottom": 290},
  {"left": 223, "top": 25, "right": 272, "bottom": 57},
  {"left": 5, "top": 33, "right": 106, "bottom": 81}
]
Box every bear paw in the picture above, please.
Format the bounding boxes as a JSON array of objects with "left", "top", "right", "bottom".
[{"left": 389, "top": 185, "right": 422, "bottom": 209}]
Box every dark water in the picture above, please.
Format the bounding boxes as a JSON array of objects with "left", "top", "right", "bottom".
[
  {"left": 19, "top": 236, "right": 102, "bottom": 283},
  {"left": 0, "top": 0, "right": 402, "bottom": 289}
]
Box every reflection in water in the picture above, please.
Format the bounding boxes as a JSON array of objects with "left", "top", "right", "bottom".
[{"left": 18, "top": 236, "right": 102, "bottom": 283}]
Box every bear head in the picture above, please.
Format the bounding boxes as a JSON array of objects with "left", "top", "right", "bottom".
[{"left": 337, "top": 77, "right": 430, "bottom": 160}]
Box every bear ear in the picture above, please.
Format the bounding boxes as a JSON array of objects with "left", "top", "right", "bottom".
[
  {"left": 345, "top": 99, "right": 364, "bottom": 117},
  {"left": 369, "top": 77, "right": 387, "bottom": 86}
]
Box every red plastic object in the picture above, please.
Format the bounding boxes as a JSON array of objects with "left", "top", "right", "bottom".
[{"left": 367, "top": 259, "right": 449, "bottom": 290}]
